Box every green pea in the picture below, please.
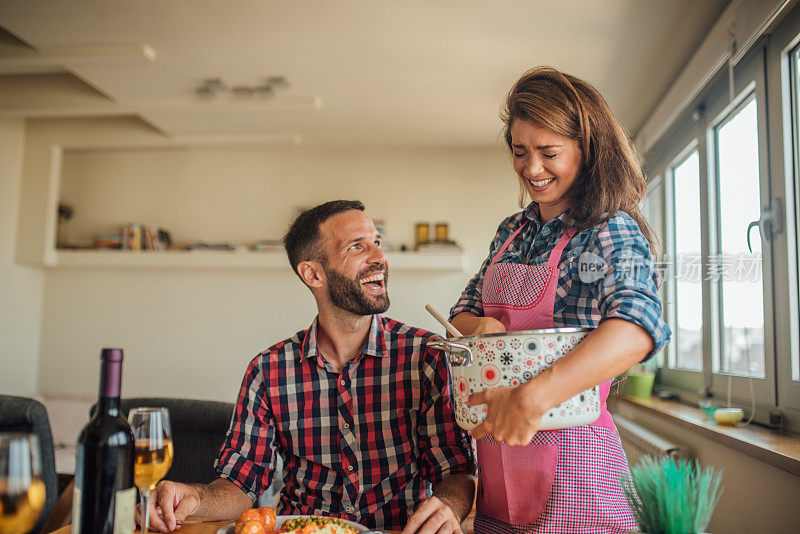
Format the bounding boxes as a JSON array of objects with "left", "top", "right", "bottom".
[{"left": 282, "top": 516, "right": 350, "bottom": 532}]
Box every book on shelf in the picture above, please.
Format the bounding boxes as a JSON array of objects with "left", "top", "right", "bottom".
[
  {"left": 115, "top": 223, "right": 170, "bottom": 251},
  {"left": 93, "top": 233, "right": 122, "bottom": 249}
]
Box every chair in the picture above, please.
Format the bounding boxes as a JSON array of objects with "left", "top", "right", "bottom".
[
  {"left": 116, "top": 398, "right": 283, "bottom": 504},
  {"left": 42, "top": 397, "right": 242, "bottom": 532},
  {"left": 0, "top": 395, "right": 59, "bottom": 534},
  {"left": 112, "top": 397, "right": 235, "bottom": 484}
]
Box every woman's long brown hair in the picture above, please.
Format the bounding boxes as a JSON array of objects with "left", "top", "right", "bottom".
[{"left": 502, "top": 66, "right": 657, "bottom": 253}]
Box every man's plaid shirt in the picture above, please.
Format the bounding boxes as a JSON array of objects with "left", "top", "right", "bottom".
[
  {"left": 215, "top": 315, "right": 475, "bottom": 529},
  {"left": 450, "top": 204, "right": 671, "bottom": 358}
]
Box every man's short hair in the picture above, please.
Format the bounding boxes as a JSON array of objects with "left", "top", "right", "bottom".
[{"left": 283, "top": 200, "right": 365, "bottom": 274}]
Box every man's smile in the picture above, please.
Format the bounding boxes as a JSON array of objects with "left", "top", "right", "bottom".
[{"left": 359, "top": 271, "right": 386, "bottom": 294}]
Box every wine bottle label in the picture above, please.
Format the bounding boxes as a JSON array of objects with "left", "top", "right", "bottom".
[
  {"left": 70, "top": 486, "right": 82, "bottom": 533},
  {"left": 113, "top": 487, "right": 136, "bottom": 534}
]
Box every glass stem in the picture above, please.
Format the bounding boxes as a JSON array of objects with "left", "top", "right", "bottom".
[{"left": 141, "top": 488, "right": 151, "bottom": 534}]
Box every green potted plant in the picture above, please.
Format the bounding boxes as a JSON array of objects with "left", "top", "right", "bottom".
[
  {"left": 622, "top": 456, "right": 723, "bottom": 534},
  {"left": 622, "top": 358, "right": 658, "bottom": 399}
]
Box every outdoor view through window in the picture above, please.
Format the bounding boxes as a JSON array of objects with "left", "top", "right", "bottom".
[
  {"left": 714, "top": 98, "right": 764, "bottom": 377},
  {"left": 672, "top": 150, "right": 703, "bottom": 371}
]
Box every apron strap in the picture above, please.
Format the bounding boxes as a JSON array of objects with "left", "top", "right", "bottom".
[
  {"left": 486, "top": 220, "right": 529, "bottom": 272},
  {"left": 488, "top": 222, "right": 577, "bottom": 273},
  {"left": 546, "top": 227, "right": 577, "bottom": 270}
]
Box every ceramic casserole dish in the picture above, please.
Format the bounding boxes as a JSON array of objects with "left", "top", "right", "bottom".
[{"left": 429, "top": 328, "right": 600, "bottom": 431}]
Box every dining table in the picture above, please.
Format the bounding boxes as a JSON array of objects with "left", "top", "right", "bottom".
[
  {"left": 51, "top": 518, "right": 231, "bottom": 534},
  {"left": 52, "top": 519, "right": 406, "bottom": 534}
]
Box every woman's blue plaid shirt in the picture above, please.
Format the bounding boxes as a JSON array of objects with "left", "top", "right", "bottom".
[{"left": 449, "top": 203, "right": 671, "bottom": 358}]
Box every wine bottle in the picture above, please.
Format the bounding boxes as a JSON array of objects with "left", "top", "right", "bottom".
[{"left": 72, "top": 348, "right": 136, "bottom": 534}]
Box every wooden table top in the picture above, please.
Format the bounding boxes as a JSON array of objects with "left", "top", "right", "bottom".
[
  {"left": 52, "top": 517, "right": 231, "bottom": 534},
  {"left": 53, "top": 519, "right": 403, "bottom": 534}
]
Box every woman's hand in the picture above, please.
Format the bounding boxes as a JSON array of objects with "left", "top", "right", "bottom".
[
  {"left": 467, "top": 383, "right": 545, "bottom": 445},
  {"left": 450, "top": 312, "right": 506, "bottom": 337}
]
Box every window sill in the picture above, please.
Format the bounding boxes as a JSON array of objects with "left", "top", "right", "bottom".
[{"left": 608, "top": 393, "right": 800, "bottom": 477}]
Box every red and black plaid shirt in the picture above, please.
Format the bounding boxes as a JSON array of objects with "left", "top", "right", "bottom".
[{"left": 215, "top": 315, "right": 475, "bottom": 529}]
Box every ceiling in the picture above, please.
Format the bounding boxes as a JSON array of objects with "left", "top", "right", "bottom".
[{"left": 0, "top": 0, "right": 729, "bottom": 146}]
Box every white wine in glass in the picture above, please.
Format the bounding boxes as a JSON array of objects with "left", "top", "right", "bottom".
[
  {"left": 0, "top": 433, "right": 46, "bottom": 534},
  {"left": 128, "top": 408, "right": 173, "bottom": 534}
]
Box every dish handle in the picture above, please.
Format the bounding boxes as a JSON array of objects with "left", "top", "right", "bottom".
[{"left": 428, "top": 339, "right": 474, "bottom": 366}]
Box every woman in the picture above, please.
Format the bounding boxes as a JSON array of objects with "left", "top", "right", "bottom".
[{"left": 449, "top": 67, "right": 671, "bottom": 533}]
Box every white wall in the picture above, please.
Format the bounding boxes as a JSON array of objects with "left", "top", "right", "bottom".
[
  {"left": 23, "top": 117, "right": 519, "bottom": 402},
  {"left": 12, "top": 119, "right": 800, "bottom": 530},
  {"left": 0, "top": 118, "right": 43, "bottom": 395}
]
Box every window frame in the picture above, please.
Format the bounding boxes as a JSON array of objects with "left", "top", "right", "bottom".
[
  {"left": 643, "top": 175, "right": 668, "bottom": 370},
  {"left": 651, "top": 125, "right": 707, "bottom": 395},
  {"left": 643, "top": 0, "right": 800, "bottom": 433},
  {"left": 790, "top": 45, "right": 800, "bottom": 384},
  {"left": 766, "top": 4, "right": 800, "bottom": 429},
  {"left": 665, "top": 143, "right": 705, "bottom": 374},
  {"left": 704, "top": 68, "right": 777, "bottom": 406},
  {"left": 645, "top": 45, "right": 783, "bottom": 420}
]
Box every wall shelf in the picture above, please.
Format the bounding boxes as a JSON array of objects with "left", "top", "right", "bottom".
[{"left": 51, "top": 249, "right": 467, "bottom": 272}]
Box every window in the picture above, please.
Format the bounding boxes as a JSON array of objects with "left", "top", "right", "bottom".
[
  {"left": 643, "top": 178, "right": 667, "bottom": 368},
  {"left": 643, "top": 178, "right": 665, "bottom": 254},
  {"left": 643, "top": 4, "right": 800, "bottom": 429},
  {"left": 792, "top": 43, "right": 800, "bottom": 384},
  {"left": 670, "top": 150, "right": 703, "bottom": 372},
  {"left": 713, "top": 98, "right": 765, "bottom": 377},
  {"left": 647, "top": 44, "right": 777, "bottom": 420}
]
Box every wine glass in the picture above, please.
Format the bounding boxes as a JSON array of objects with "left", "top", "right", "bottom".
[
  {"left": 0, "top": 433, "right": 45, "bottom": 534},
  {"left": 128, "top": 408, "right": 173, "bottom": 534}
]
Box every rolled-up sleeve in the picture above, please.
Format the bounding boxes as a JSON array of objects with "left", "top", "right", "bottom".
[
  {"left": 587, "top": 217, "right": 671, "bottom": 359},
  {"left": 417, "top": 342, "right": 476, "bottom": 485},
  {"left": 214, "top": 355, "right": 277, "bottom": 501}
]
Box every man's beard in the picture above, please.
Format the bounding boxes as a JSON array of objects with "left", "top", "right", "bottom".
[{"left": 324, "top": 265, "right": 390, "bottom": 316}]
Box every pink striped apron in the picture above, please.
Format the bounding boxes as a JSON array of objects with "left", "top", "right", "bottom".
[{"left": 474, "top": 221, "right": 637, "bottom": 534}]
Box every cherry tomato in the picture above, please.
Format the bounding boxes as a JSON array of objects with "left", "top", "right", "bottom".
[
  {"left": 236, "top": 520, "right": 267, "bottom": 534},
  {"left": 237, "top": 509, "right": 264, "bottom": 524},
  {"left": 258, "top": 507, "right": 277, "bottom": 530}
]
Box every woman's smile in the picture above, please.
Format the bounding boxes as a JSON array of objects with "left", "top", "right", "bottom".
[{"left": 527, "top": 176, "right": 556, "bottom": 190}]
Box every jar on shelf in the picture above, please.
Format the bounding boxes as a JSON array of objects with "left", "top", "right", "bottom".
[
  {"left": 415, "top": 223, "right": 430, "bottom": 248},
  {"left": 434, "top": 222, "right": 449, "bottom": 243}
]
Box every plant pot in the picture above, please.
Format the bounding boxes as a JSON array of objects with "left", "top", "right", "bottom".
[{"left": 624, "top": 372, "right": 655, "bottom": 399}]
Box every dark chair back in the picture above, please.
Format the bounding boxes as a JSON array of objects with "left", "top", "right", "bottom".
[
  {"left": 0, "top": 395, "right": 58, "bottom": 534},
  {"left": 91, "top": 397, "right": 234, "bottom": 484}
]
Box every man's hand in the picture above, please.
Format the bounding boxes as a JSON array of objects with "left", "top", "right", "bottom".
[
  {"left": 402, "top": 496, "right": 462, "bottom": 534},
  {"left": 135, "top": 480, "right": 200, "bottom": 533}
]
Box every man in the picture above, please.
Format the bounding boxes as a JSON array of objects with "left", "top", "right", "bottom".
[{"left": 144, "top": 200, "right": 475, "bottom": 533}]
